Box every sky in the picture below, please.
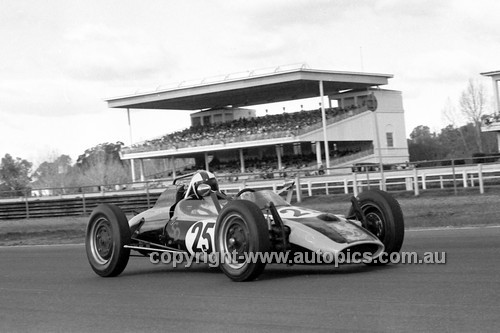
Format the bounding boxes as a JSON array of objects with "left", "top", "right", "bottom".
[{"left": 1, "top": 0, "right": 499, "bottom": 166}]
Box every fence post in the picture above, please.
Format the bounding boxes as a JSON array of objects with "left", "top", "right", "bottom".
[
  {"left": 307, "top": 181, "right": 312, "bottom": 197},
  {"left": 413, "top": 167, "right": 419, "bottom": 196},
  {"left": 462, "top": 170, "right": 468, "bottom": 188},
  {"left": 146, "top": 182, "right": 151, "bottom": 208},
  {"left": 295, "top": 174, "right": 302, "bottom": 203},
  {"left": 478, "top": 164, "right": 484, "bottom": 194},
  {"left": 422, "top": 173, "right": 427, "bottom": 190},
  {"left": 343, "top": 179, "right": 349, "bottom": 194},
  {"left": 352, "top": 172, "right": 358, "bottom": 197},
  {"left": 24, "top": 190, "right": 30, "bottom": 219},
  {"left": 405, "top": 177, "right": 413, "bottom": 191},
  {"left": 451, "top": 159, "right": 457, "bottom": 195},
  {"left": 82, "top": 189, "right": 87, "bottom": 215}
]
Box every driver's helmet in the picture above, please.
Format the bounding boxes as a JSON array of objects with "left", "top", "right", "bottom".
[{"left": 185, "top": 170, "right": 219, "bottom": 199}]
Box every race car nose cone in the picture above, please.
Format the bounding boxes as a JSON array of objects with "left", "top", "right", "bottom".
[{"left": 228, "top": 238, "right": 236, "bottom": 246}]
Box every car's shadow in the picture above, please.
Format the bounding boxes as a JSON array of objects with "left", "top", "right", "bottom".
[
  {"left": 120, "top": 256, "right": 397, "bottom": 281},
  {"left": 258, "top": 263, "right": 397, "bottom": 281}
]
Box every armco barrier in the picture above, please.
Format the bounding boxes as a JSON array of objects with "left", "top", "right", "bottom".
[{"left": 0, "top": 192, "right": 161, "bottom": 220}]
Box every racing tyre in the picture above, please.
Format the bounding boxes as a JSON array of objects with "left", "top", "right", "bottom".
[
  {"left": 86, "top": 204, "right": 131, "bottom": 277},
  {"left": 351, "top": 190, "right": 404, "bottom": 266},
  {"left": 215, "top": 200, "right": 270, "bottom": 282}
]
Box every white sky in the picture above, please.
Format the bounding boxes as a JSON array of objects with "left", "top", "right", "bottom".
[{"left": 1, "top": 0, "right": 499, "bottom": 166}]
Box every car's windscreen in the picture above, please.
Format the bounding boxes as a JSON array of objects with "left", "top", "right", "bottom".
[{"left": 238, "top": 190, "right": 290, "bottom": 209}]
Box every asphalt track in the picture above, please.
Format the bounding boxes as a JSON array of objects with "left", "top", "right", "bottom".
[{"left": 1, "top": 227, "right": 499, "bottom": 332}]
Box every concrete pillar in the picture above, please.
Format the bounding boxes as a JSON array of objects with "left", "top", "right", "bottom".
[
  {"left": 139, "top": 159, "right": 145, "bottom": 182},
  {"left": 493, "top": 78, "right": 499, "bottom": 113},
  {"left": 171, "top": 157, "right": 176, "bottom": 179},
  {"left": 239, "top": 149, "right": 245, "bottom": 173},
  {"left": 319, "top": 80, "right": 330, "bottom": 171},
  {"left": 204, "top": 152, "right": 210, "bottom": 171},
  {"left": 130, "top": 159, "right": 136, "bottom": 182},
  {"left": 315, "top": 142, "right": 322, "bottom": 167},
  {"left": 372, "top": 111, "right": 386, "bottom": 191},
  {"left": 276, "top": 145, "right": 282, "bottom": 170}
]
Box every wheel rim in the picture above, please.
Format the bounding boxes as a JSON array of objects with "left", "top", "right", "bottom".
[
  {"left": 220, "top": 213, "right": 249, "bottom": 269},
  {"left": 364, "top": 205, "right": 385, "bottom": 240},
  {"left": 89, "top": 217, "right": 114, "bottom": 265}
]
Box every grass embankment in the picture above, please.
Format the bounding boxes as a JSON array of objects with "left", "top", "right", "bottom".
[{"left": 1, "top": 191, "right": 499, "bottom": 246}]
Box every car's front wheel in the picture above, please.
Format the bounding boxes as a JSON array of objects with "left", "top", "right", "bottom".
[
  {"left": 215, "top": 200, "right": 270, "bottom": 281},
  {"left": 350, "top": 190, "right": 404, "bottom": 265},
  {"left": 85, "top": 204, "right": 131, "bottom": 277}
]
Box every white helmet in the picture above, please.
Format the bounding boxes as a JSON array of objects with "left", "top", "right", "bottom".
[{"left": 185, "top": 170, "right": 219, "bottom": 199}]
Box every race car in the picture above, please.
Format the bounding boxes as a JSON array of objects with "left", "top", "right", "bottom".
[{"left": 85, "top": 170, "right": 404, "bottom": 281}]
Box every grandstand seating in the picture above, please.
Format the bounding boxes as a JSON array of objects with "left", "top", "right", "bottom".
[{"left": 123, "top": 104, "right": 369, "bottom": 153}]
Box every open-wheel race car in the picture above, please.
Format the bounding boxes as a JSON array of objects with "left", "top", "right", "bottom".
[{"left": 85, "top": 170, "right": 404, "bottom": 281}]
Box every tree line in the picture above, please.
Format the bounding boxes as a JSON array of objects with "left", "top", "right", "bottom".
[
  {"left": 409, "top": 78, "right": 495, "bottom": 161},
  {"left": 407, "top": 124, "right": 497, "bottom": 162},
  {"left": 0, "top": 142, "right": 130, "bottom": 197}
]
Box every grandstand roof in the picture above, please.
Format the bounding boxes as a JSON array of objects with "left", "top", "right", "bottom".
[
  {"left": 481, "top": 70, "right": 500, "bottom": 77},
  {"left": 106, "top": 67, "right": 392, "bottom": 110}
]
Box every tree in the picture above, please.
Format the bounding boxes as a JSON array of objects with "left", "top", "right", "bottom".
[
  {"left": 408, "top": 125, "right": 445, "bottom": 161},
  {"left": 438, "top": 125, "right": 468, "bottom": 158},
  {"left": 409, "top": 125, "right": 434, "bottom": 145},
  {"left": 0, "top": 154, "right": 32, "bottom": 197},
  {"left": 79, "top": 158, "right": 129, "bottom": 186},
  {"left": 441, "top": 97, "right": 469, "bottom": 154},
  {"left": 76, "top": 142, "right": 124, "bottom": 170},
  {"left": 33, "top": 155, "right": 72, "bottom": 189},
  {"left": 459, "top": 79, "right": 489, "bottom": 153},
  {"left": 75, "top": 142, "right": 129, "bottom": 186}
]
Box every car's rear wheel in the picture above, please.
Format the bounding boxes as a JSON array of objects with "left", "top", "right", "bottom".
[
  {"left": 350, "top": 189, "right": 404, "bottom": 265},
  {"left": 215, "top": 200, "right": 270, "bottom": 281},
  {"left": 86, "top": 204, "right": 131, "bottom": 277}
]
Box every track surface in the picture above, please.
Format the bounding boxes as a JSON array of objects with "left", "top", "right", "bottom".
[{"left": 1, "top": 227, "right": 499, "bottom": 332}]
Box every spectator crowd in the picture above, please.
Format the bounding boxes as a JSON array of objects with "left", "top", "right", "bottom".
[{"left": 126, "top": 104, "right": 366, "bottom": 153}]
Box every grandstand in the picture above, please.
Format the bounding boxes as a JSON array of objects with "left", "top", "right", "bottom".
[{"left": 106, "top": 65, "right": 410, "bottom": 181}]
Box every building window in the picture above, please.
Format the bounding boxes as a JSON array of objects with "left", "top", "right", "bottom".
[{"left": 386, "top": 132, "right": 394, "bottom": 147}]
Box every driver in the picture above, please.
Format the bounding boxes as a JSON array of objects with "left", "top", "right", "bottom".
[{"left": 184, "top": 170, "right": 219, "bottom": 199}]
